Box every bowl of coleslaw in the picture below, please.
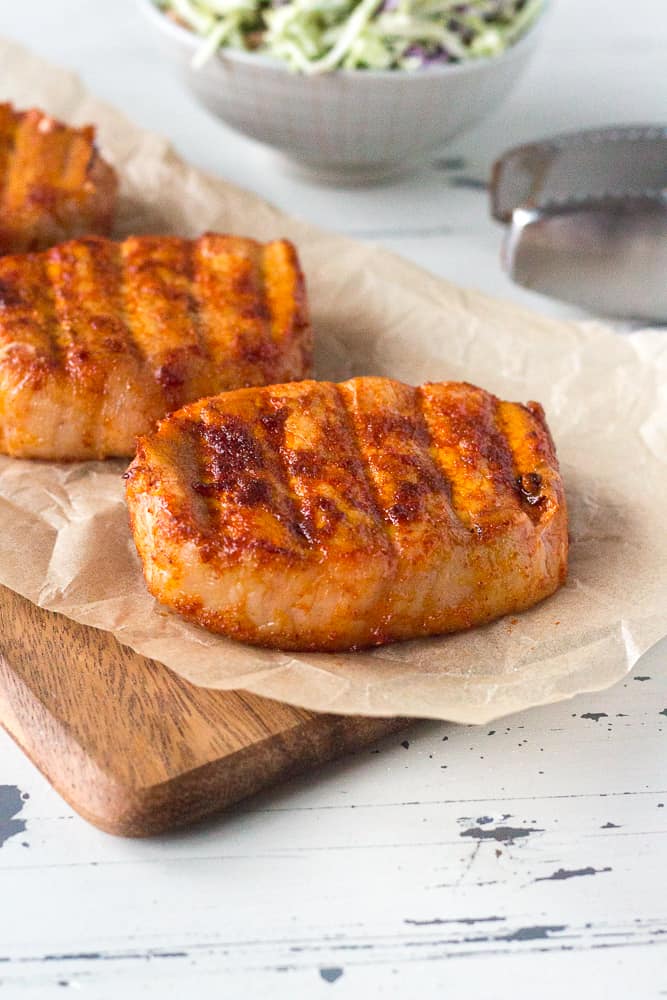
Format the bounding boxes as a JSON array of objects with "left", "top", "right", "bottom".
[{"left": 140, "top": 0, "right": 548, "bottom": 180}]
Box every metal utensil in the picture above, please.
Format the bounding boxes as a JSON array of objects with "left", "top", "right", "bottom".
[{"left": 491, "top": 126, "right": 667, "bottom": 321}]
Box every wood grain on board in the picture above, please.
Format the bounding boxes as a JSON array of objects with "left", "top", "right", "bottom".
[{"left": 0, "top": 584, "right": 405, "bottom": 837}]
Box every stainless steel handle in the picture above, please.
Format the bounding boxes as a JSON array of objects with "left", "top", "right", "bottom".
[
  {"left": 492, "top": 125, "right": 667, "bottom": 319},
  {"left": 503, "top": 196, "right": 667, "bottom": 322}
]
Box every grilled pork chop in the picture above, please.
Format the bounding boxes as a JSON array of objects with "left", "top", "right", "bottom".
[
  {"left": 0, "top": 104, "right": 117, "bottom": 255},
  {"left": 125, "top": 377, "right": 568, "bottom": 651},
  {"left": 0, "top": 233, "right": 311, "bottom": 459}
]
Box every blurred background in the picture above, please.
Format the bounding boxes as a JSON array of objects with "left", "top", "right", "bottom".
[{"left": 0, "top": 0, "right": 664, "bottom": 313}]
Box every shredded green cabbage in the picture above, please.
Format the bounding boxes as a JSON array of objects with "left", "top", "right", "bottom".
[{"left": 156, "top": 0, "right": 545, "bottom": 75}]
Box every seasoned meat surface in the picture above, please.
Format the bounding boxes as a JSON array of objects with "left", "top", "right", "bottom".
[
  {"left": 125, "top": 377, "right": 568, "bottom": 651},
  {"left": 0, "top": 234, "right": 311, "bottom": 459},
  {"left": 0, "top": 103, "right": 117, "bottom": 255}
]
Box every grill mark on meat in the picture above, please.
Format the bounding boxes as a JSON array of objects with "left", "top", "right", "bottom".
[
  {"left": 175, "top": 418, "right": 218, "bottom": 538},
  {"left": 121, "top": 237, "right": 161, "bottom": 379},
  {"left": 84, "top": 144, "right": 98, "bottom": 179},
  {"left": 334, "top": 382, "right": 395, "bottom": 551},
  {"left": 390, "top": 393, "right": 456, "bottom": 526},
  {"left": 59, "top": 124, "right": 92, "bottom": 191},
  {"left": 258, "top": 405, "right": 289, "bottom": 442},
  {"left": 122, "top": 236, "right": 201, "bottom": 406},
  {"left": 1, "top": 111, "right": 31, "bottom": 221},
  {"left": 0, "top": 252, "right": 60, "bottom": 382},
  {"left": 413, "top": 384, "right": 468, "bottom": 533},
  {"left": 153, "top": 242, "right": 201, "bottom": 401},
  {"left": 286, "top": 242, "right": 311, "bottom": 376},
  {"left": 263, "top": 391, "right": 319, "bottom": 547},
  {"left": 46, "top": 239, "right": 114, "bottom": 379},
  {"left": 85, "top": 240, "right": 136, "bottom": 366},
  {"left": 188, "top": 237, "right": 208, "bottom": 382},
  {"left": 259, "top": 240, "right": 312, "bottom": 382},
  {"left": 234, "top": 244, "right": 277, "bottom": 381},
  {"left": 195, "top": 235, "right": 266, "bottom": 390},
  {"left": 191, "top": 235, "right": 234, "bottom": 382},
  {"left": 198, "top": 408, "right": 260, "bottom": 520},
  {"left": 45, "top": 242, "right": 79, "bottom": 374},
  {"left": 260, "top": 243, "right": 281, "bottom": 347},
  {"left": 41, "top": 249, "right": 70, "bottom": 371},
  {"left": 0, "top": 105, "right": 19, "bottom": 215},
  {"left": 257, "top": 383, "right": 388, "bottom": 552},
  {"left": 495, "top": 399, "right": 557, "bottom": 523},
  {"left": 189, "top": 397, "right": 313, "bottom": 554},
  {"left": 419, "top": 382, "right": 524, "bottom": 535},
  {"left": 258, "top": 402, "right": 315, "bottom": 546},
  {"left": 261, "top": 243, "right": 294, "bottom": 354},
  {"left": 199, "top": 413, "right": 265, "bottom": 492},
  {"left": 114, "top": 240, "right": 147, "bottom": 370},
  {"left": 182, "top": 415, "right": 224, "bottom": 537},
  {"left": 44, "top": 239, "right": 109, "bottom": 447},
  {"left": 0, "top": 277, "right": 23, "bottom": 310},
  {"left": 342, "top": 382, "right": 464, "bottom": 566},
  {"left": 478, "top": 393, "right": 525, "bottom": 510}
]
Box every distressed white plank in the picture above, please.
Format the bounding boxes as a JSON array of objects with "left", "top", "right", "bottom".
[{"left": 0, "top": 643, "right": 665, "bottom": 998}]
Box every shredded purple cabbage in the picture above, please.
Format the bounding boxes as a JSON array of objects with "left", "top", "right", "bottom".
[{"left": 404, "top": 43, "right": 453, "bottom": 66}]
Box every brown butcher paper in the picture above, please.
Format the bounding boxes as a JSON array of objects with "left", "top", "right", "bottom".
[{"left": 0, "top": 38, "right": 664, "bottom": 722}]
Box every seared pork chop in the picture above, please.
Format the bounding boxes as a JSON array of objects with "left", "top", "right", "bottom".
[
  {"left": 125, "top": 377, "right": 568, "bottom": 651},
  {"left": 0, "top": 234, "right": 311, "bottom": 459},
  {"left": 0, "top": 103, "right": 117, "bottom": 255}
]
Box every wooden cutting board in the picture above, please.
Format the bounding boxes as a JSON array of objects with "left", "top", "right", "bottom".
[{"left": 0, "top": 584, "right": 406, "bottom": 836}]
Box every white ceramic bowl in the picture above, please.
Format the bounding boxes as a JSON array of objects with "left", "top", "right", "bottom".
[{"left": 139, "top": 0, "right": 547, "bottom": 180}]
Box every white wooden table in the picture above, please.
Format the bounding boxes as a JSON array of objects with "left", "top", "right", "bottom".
[{"left": 0, "top": 1, "right": 666, "bottom": 996}]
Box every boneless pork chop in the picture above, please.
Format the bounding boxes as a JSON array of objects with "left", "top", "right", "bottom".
[
  {"left": 125, "top": 377, "right": 568, "bottom": 651},
  {"left": 0, "top": 103, "right": 117, "bottom": 255},
  {"left": 0, "top": 234, "right": 311, "bottom": 459}
]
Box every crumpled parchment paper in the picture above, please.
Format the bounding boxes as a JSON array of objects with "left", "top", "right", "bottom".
[{"left": 0, "top": 37, "right": 665, "bottom": 722}]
